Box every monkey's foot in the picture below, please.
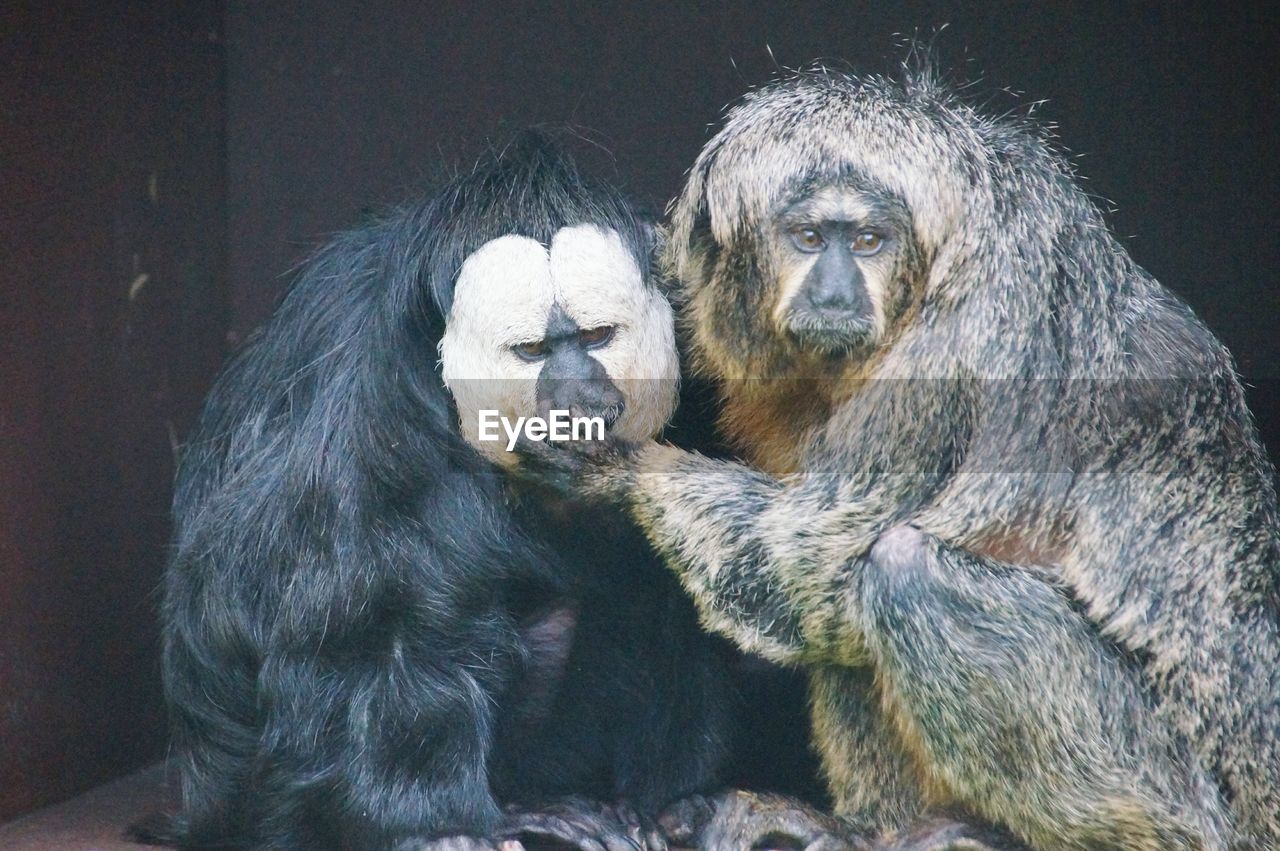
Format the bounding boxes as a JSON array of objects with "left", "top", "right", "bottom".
[
  {"left": 400, "top": 836, "right": 526, "bottom": 851},
  {"left": 878, "top": 817, "right": 1025, "bottom": 851},
  {"left": 683, "top": 790, "right": 871, "bottom": 851},
  {"left": 654, "top": 794, "right": 718, "bottom": 846},
  {"left": 500, "top": 797, "right": 666, "bottom": 851}
]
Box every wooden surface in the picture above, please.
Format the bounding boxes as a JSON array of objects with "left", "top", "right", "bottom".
[{"left": 0, "top": 764, "right": 172, "bottom": 850}]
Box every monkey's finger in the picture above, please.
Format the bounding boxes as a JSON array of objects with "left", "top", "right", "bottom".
[
  {"left": 808, "top": 836, "right": 871, "bottom": 851},
  {"left": 555, "top": 810, "right": 641, "bottom": 851},
  {"left": 406, "top": 835, "right": 502, "bottom": 851},
  {"left": 544, "top": 803, "right": 647, "bottom": 851},
  {"left": 600, "top": 831, "right": 644, "bottom": 851},
  {"left": 655, "top": 794, "right": 718, "bottom": 845},
  {"left": 577, "top": 431, "right": 630, "bottom": 462},
  {"left": 501, "top": 813, "right": 609, "bottom": 851},
  {"left": 509, "top": 434, "right": 582, "bottom": 489},
  {"left": 640, "top": 824, "right": 668, "bottom": 851},
  {"left": 699, "top": 791, "right": 859, "bottom": 851},
  {"left": 606, "top": 801, "right": 667, "bottom": 851},
  {"left": 881, "top": 818, "right": 1024, "bottom": 851}
]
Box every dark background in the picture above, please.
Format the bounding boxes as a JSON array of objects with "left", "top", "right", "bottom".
[{"left": 2, "top": 0, "right": 1276, "bottom": 823}]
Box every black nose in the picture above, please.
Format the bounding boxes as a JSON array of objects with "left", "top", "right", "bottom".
[
  {"left": 799, "top": 248, "right": 870, "bottom": 319},
  {"left": 537, "top": 378, "right": 625, "bottom": 427},
  {"left": 578, "top": 380, "right": 625, "bottom": 428},
  {"left": 803, "top": 273, "right": 864, "bottom": 315}
]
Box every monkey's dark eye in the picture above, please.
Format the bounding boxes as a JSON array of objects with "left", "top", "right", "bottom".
[
  {"left": 513, "top": 340, "right": 549, "bottom": 361},
  {"left": 790, "top": 226, "right": 826, "bottom": 253},
  {"left": 851, "top": 231, "right": 884, "bottom": 255},
  {"left": 579, "top": 325, "right": 615, "bottom": 348}
]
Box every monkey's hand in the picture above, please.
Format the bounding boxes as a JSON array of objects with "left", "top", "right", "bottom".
[
  {"left": 500, "top": 797, "right": 666, "bottom": 851},
  {"left": 653, "top": 793, "right": 718, "bottom": 846},
  {"left": 673, "top": 790, "right": 871, "bottom": 851},
  {"left": 685, "top": 792, "right": 1024, "bottom": 851},
  {"left": 665, "top": 788, "right": 1024, "bottom": 849},
  {"left": 511, "top": 432, "right": 638, "bottom": 500}
]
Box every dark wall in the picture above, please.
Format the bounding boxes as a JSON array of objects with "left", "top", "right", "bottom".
[
  {"left": 225, "top": 1, "right": 1278, "bottom": 450},
  {"left": 1, "top": 0, "right": 1275, "bottom": 827},
  {"left": 0, "top": 1, "right": 226, "bottom": 821}
]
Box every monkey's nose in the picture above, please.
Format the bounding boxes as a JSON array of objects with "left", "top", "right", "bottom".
[
  {"left": 805, "top": 280, "right": 863, "bottom": 315},
  {"left": 578, "top": 384, "right": 625, "bottom": 429},
  {"left": 537, "top": 379, "right": 625, "bottom": 428}
]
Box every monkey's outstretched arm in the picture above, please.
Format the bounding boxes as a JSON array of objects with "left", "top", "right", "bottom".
[
  {"left": 601, "top": 443, "right": 1215, "bottom": 846},
  {"left": 599, "top": 446, "right": 1213, "bottom": 846}
]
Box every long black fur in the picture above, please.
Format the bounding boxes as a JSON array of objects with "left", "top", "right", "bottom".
[{"left": 158, "top": 133, "right": 736, "bottom": 850}]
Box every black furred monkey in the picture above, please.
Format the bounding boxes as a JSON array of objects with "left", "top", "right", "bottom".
[
  {"left": 156, "top": 132, "right": 737, "bottom": 851},
  {"left": 519, "top": 70, "right": 1280, "bottom": 851}
]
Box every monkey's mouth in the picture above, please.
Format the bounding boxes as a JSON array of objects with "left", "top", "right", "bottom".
[
  {"left": 598, "top": 402, "right": 625, "bottom": 430},
  {"left": 532, "top": 400, "right": 626, "bottom": 430},
  {"left": 785, "top": 310, "right": 878, "bottom": 353}
]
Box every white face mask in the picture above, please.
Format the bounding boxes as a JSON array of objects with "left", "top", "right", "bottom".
[{"left": 440, "top": 224, "right": 679, "bottom": 465}]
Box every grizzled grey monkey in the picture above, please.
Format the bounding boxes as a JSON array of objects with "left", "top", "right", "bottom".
[{"left": 519, "top": 70, "right": 1280, "bottom": 851}]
